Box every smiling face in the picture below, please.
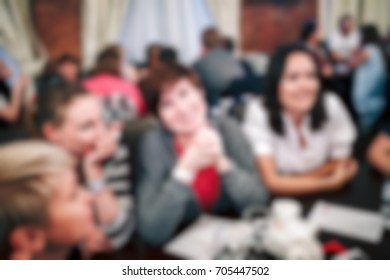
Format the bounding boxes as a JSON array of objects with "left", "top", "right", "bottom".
[
  {"left": 278, "top": 51, "right": 320, "bottom": 116},
  {"left": 158, "top": 78, "right": 208, "bottom": 135}
]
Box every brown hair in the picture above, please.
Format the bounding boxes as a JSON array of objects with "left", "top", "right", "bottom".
[
  {"left": 202, "top": 27, "right": 222, "bottom": 49},
  {"left": 141, "top": 63, "right": 202, "bottom": 116},
  {"left": 93, "top": 45, "right": 122, "bottom": 76},
  {"left": 29, "top": 83, "right": 89, "bottom": 137},
  {"left": 0, "top": 141, "right": 74, "bottom": 259}
]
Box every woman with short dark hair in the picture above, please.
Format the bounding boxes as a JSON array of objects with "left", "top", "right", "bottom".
[
  {"left": 243, "top": 45, "right": 357, "bottom": 195},
  {"left": 136, "top": 63, "right": 268, "bottom": 245}
]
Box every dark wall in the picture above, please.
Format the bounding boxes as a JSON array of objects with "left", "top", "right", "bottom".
[
  {"left": 30, "top": 0, "right": 318, "bottom": 60},
  {"left": 31, "top": 0, "right": 81, "bottom": 61},
  {"left": 241, "top": 0, "right": 318, "bottom": 53}
]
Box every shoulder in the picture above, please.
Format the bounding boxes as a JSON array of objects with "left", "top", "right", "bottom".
[
  {"left": 141, "top": 125, "right": 169, "bottom": 150},
  {"left": 214, "top": 115, "right": 242, "bottom": 135},
  {"left": 244, "top": 97, "right": 269, "bottom": 123},
  {"left": 322, "top": 92, "right": 346, "bottom": 114}
]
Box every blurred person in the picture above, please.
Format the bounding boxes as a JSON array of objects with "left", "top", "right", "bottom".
[
  {"left": 159, "top": 46, "right": 178, "bottom": 66},
  {"left": 242, "top": 45, "right": 358, "bottom": 195},
  {"left": 300, "top": 20, "right": 333, "bottom": 78},
  {"left": 329, "top": 15, "right": 361, "bottom": 74},
  {"left": 0, "top": 60, "right": 27, "bottom": 144},
  {"left": 222, "top": 36, "right": 256, "bottom": 76},
  {"left": 31, "top": 84, "right": 135, "bottom": 251},
  {"left": 351, "top": 25, "right": 387, "bottom": 133},
  {"left": 222, "top": 37, "right": 235, "bottom": 53},
  {"left": 83, "top": 45, "right": 146, "bottom": 120},
  {"left": 139, "top": 46, "right": 178, "bottom": 111},
  {"left": 138, "top": 44, "right": 164, "bottom": 81},
  {"left": 0, "top": 46, "right": 20, "bottom": 87},
  {"left": 36, "top": 54, "right": 80, "bottom": 94},
  {"left": 368, "top": 123, "right": 390, "bottom": 174},
  {"left": 55, "top": 54, "right": 80, "bottom": 84},
  {"left": 0, "top": 141, "right": 95, "bottom": 259},
  {"left": 0, "top": 60, "right": 26, "bottom": 124},
  {"left": 136, "top": 64, "right": 268, "bottom": 245},
  {"left": 194, "top": 27, "right": 245, "bottom": 106}
]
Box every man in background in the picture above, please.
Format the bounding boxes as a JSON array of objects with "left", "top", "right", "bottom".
[
  {"left": 329, "top": 15, "right": 361, "bottom": 75},
  {"left": 194, "top": 27, "right": 244, "bottom": 106}
]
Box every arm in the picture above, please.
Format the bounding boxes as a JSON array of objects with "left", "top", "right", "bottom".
[
  {"left": 135, "top": 131, "right": 195, "bottom": 245},
  {"left": 217, "top": 118, "right": 269, "bottom": 211},
  {"left": 368, "top": 132, "right": 390, "bottom": 174},
  {"left": 349, "top": 48, "right": 369, "bottom": 68},
  {"left": 305, "top": 159, "right": 343, "bottom": 177},
  {"left": 256, "top": 156, "right": 347, "bottom": 195},
  {"left": 0, "top": 77, "right": 25, "bottom": 123}
]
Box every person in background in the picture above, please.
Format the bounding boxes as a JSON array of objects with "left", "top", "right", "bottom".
[
  {"left": 159, "top": 46, "right": 178, "bottom": 67},
  {"left": 194, "top": 27, "right": 245, "bottom": 106},
  {"left": 31, "top": 84, "right": 135, "bottom": 253},
  {"left": 139, "top": 46, "right": 178, "bottom": 111},
  {"left": 242, "top": 45, "right": 358, "bottom": 195},
  {"left": 55, "top": 54, "right": 81, "bottom": 84},
  {"left": 83, "top": 45, "right": 146, "bottom": 120},
  {"left": 138, "top": 44, "right": 163, "bottom": 81},
  {"left": 36, "top": 54, "right": 81, "bottom": 94},
  {"left": 0, "top": 46, "right": 20, "bottom": 87},
  {"left": 0, "top": 60, "right": 27, "bottom": 144},
  {"left": 368, "top": 123, "right": 390, "bottom": 174},
  {"left": 300, "top": 20, "right": 333, "bottom": 78},
  {"left": 0, "top": 141, "right": 95, "bottom": 260},
  {"left": 136, "top": 63, "right": 268, "bottom": 245},
  {"left": 351, "top": 25, "right": 388, "bottom": 134},
  {"left": 0, "top": 60, "right": 26, "bottom": 124},
  {"left": 329, "top": 15, "right": 361, "bottom": 75}
]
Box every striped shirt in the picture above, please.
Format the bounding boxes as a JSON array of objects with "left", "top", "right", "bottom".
[{"left": 102, "top": 142, "right": 135, "bottom": 249}]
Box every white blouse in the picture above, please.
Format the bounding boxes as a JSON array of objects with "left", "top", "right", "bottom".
[{"left": 242, "top": 93, "right": 357, "bottom": 174}]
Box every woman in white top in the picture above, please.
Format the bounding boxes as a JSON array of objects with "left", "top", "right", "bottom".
[{"left": 243, "top": 45, "right": 358, "bottom": 195}]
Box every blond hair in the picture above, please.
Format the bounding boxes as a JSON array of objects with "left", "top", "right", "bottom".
[{"left": 0, "top": 140, "right": 74, "bottom": 259}]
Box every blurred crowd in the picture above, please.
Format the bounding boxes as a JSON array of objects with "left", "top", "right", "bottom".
[{"left": 1, "top": 14, "right": 390, "bottom": 260}]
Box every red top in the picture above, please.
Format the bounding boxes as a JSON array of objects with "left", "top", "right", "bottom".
[
  {"left": 175, "top": 140, "right": 221, "bottom": 211},
  {"left": 82, "top": 73, "right": 147, "bottom": 115}
]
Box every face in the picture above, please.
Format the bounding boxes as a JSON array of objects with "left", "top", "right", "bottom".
[
  {"left": 158, "top": 79, "right": 208, "bottom": 135},
  {"left": 278, "top": 52, "right": 320, "bottom": 115},
  {"left": 45, "top": 95, "right": 105, "bottom": 157},
  {"left": 341, "top": 18, "right": 353, "bottom": 34},
  {"left": 45, "top": 169, "right": 94, "bottom": 246},
  {"left": 57, "top": 62, "right": 79, "bottom": 83}
]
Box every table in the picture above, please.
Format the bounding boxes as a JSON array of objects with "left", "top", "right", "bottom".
[{"left": 94, "top": 161, "right": 390, "bottom": 260}]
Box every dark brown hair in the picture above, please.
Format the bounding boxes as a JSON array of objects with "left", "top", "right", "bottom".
[
  {"left": 263, "top": 44, "right": 327, "bottom": 135},
  {"left": 29, "top": 83, "right": 89, "bottom": 137},
  {"left": 141, "top": 63, "right": 202, "bottom": 116},
  {"left": 93, "top": 45, "right": 122, "bottom": 76},
  {"left": 202, "top": 27, "right": 222, "bottom": 49}
]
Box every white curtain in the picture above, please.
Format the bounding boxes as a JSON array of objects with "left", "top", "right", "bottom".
[
  {"left": 120, "top": 0, "right": 214, "bottom": 65},
  {"left": 319, "top": 0, "right": 390, "bottom": 36},
  {"left": 81, "top": 0, "right": 129, "bottom": 69},
  {"left": 361, "top": 0, "right": 390, "bottom": 34},
  {"left": 0, "top": 0, "right": 46, "bottom": 77},
  {"left": 207, "top": 0, "right": 241, "bottom": 48}
]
